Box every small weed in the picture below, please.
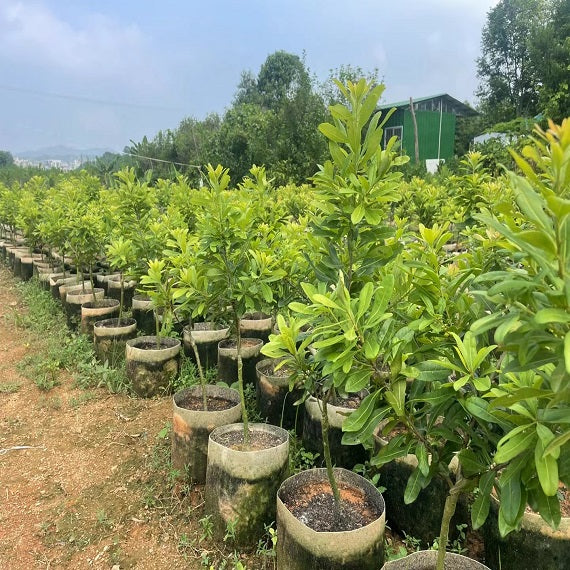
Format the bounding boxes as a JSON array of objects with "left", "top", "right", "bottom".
[
  {"left": 38, "top": 395, "right": 62, "bottom": 410},
  {"left": 431, "top": 523, "right": 468, "bottom": 555},
  {"left": 95, "top": 508, "right": 114, "bottom": 530},
  {"left": 0, "top": 382, "right": 21, "bottom": 393},
  {"left": 289, "top": 432, "right": 319, "bottom": 474},
  {"left": 199, "top": 515, "right": 214, "bottom": 543},
  {"left": 403, "top": 531, "right": 422, "bottom": 552},
  {"left": 256, "top": 523, "right": 277, "bottom": 561},
  {"left": 224, "top": 518, "right": 238, "bottom": 542},
  {"left": 69, "top": 391, "right": 96, "bottom": 408}
]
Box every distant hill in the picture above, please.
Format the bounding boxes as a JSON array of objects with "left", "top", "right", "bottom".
[{"left": 16, "top": 146, "right": 115, "bottom": 162}]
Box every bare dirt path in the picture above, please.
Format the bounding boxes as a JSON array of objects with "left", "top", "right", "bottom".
[{"left": 0, "top": 268, "right": 207, "bottom": 570}]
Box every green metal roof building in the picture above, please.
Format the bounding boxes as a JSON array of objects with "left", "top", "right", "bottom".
[{"left": 377, "top": 94, "right": 478, "bottom": 162}]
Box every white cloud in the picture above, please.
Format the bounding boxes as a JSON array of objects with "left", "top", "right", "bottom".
[{"left": 0, "top": 1, "right": 156, "bottom": 84}]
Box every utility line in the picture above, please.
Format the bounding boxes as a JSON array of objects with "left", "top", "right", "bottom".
[
  {"left": 0, "top": 84, "right": 182, "bottom": 112},
  {"left": 121, "top": 151, "right": 202, "bottom": 170}
]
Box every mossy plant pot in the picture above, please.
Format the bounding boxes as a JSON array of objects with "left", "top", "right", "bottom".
[
  {"left": 131, "top": 294, "right": 155, "bottom": 336},
  {"left": 482, "top": 496, "right": 570, "bottom": 570},
  {"left": 171, "top": 385, "right": 241, "bottom": 483},
  {"left": 381, "top": 550, "right": 489, "bottom": 569},
  {"left": 372, "top": 428, "right": 468, "bottom": 545},
  {"left": 12, "top": 248, "right": 28, "bottom": 278},
  {"left": 204, "top": 423, "right": 289, "bottom": 547},
  {"left": 239, "top": 312, "right": 273, "bottom": 344},
  {"left": 107, "top": 275, "right": 137, "bottom": 310},
  {"left": 93, "top": 317, "right": 137, "bottom": 366},
  {"left": 95, "top": 272, "right": 118, "bottom": 295},
  {"left": 217, "top": 337, "right": 263, "bottom": 385},
  {"left": 65, "top": 287, "right": 105, "bottom": 330},
  {"left": 57, "top": 276, "right": 89, "bottom": 303},
  {"left": 303, "top": 396, "right": 367, "bottom": 470},
  {"left": 183, "top": 322, "right": 229, "bottom": 371},
  {"left": 20, "top": 256, "right": 34, "bottom": 281},
  {"left": 255, "top": 358, "right": 304, "bottom": 434},
  {"left": 80, "top": 298, "right": 120, "bottom": 336},
  {"left": 125, "top": 336, "right": 181, "bottom": 398},
  {"left": 276, "top": 468, "right": 386, "bottom": 570}
]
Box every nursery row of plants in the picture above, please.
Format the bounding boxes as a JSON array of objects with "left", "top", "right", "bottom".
[{"left": 1, "top": 79, "right": 569, "bottom": 570}]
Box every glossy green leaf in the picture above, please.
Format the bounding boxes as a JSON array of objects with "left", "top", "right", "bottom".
[
  {"left": 343, "top": 390, "right": 381, "bottom": 432},
  {"left": 495, "top": 426, "right": 535, "bottom": 463},
  {"left": 471, "top": 471, "right": 495, "bottom": 530},
  {"left": 535, "top": 438, "right": 559, "bottom": 496}
]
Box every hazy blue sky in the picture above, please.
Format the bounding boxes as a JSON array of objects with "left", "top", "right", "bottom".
[{"left": 0, "top": 0, "right": 499, "bottom": 153}]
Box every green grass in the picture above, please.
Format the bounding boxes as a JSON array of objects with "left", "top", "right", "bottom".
[
  {"left": 13, "top": 278, "right": 130, "bottom": 394},
  {"left": 0, "top": 382, "right": 21, "bottom": 393}
]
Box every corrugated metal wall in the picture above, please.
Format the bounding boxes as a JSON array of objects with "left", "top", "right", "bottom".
[{"left": 381, "top": 108, "right": 456, "bottom": 161}]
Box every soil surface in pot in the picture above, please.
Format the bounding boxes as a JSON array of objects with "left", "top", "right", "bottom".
[
  {"left": 176, "top": 394, "right": 236, "bottom": 412},
  {"left": 214, "top": 429, "right": 283, "bottom": 451},
  {"left": 134, "top": 340, "right": 173, "bottom": 350},
  {"left": 97, "top": 318, "right": 133, "bottom": 328},
  {"left": 331, "top": 393, "right": 363, "bottom": 409},
  {"left": 258, "top": 362, "right": 293, "bottom": 377},
  {"left": 283, "top": 480, "right": 381, "bottom": 532},
  {"left": 221, "top": 338, "right": 261, "bottom": 349}
]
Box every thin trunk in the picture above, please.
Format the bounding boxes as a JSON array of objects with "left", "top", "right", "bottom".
[
  {"left": 235, "top": 312, "right": 250, "bottom": 446},
  {"left": 189, "top": 333, "right": 208, "bottom": 411},
  {"left": 89, "top": 264, "right": 96, "bottom": 303},
  {"left": 155, "top": 309, "right": 161, "bottom": 348},
  {"left": 436, "top": 471, "right": 464, "bottom": 570},
  {"left": 119, "top": 271, "right": 124, "bottom": 321},
  {"left": 321, "top": 390, "right": 341, "bottom": 509}
]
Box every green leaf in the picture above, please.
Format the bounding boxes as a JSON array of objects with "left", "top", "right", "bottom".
[
  {"left": 495, "top": 426, "right": 535, "bottom": 464},
  {"left": 471, "top": 471, "right": 495, "bottom": 530},
  {"left": 318, "top": 122, "right": 347, "bottom": 143},
  {"left": 416, "top": 443, "right": 429, "bottom": 477},
  {"left": 535, "top": 308, "right": 570, "bottom": 324},
  {"left": 351, "top": 203, "right": 365, "bottom": 225},
  {"left": 501, "top": 476, "right": 522, "bottom": 526},
  {"left": 535, "top": 438, "right": 559, "bottom": 496},
  {"left": 464, "top": 397, "right": 499, "bottom": 424},
  {"left": 371, "top": 434, "right": 409, "bottom": 466},
  {"left": 404, "top": 467, "right": 426, "bottom": 505},
  {"left": 471, "top": 312, "right": 505, "bottom": 335},
  {"left": 356, "top": 282, "right": 374, "bottom": 320},
  {"left": 565, "top": 331, "right": 570, "bottom": 374},
  {"left": 458, "top": 449, "right": 485, "bottom": 478},
  {"left": 312, "top": 294, "right": 341, "bottom": 310},
  {"left": 343, "top": 390, "right": 381, "bottom": 432},
  {"left": 535, "top": 488, "right": 562, "bottom": 529},
  {"left": 345, "top": 368, "right": 371, "bottom": 392},
  {"left": 490, "top": 387, "right": 553, "bottom": 409}
]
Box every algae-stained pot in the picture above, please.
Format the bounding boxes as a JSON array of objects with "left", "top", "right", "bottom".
[
  {"left": 57, "top": 276, "right": 89, "bottom": 303},
  {"left": 106, "top": 274, "right": 137, "bottom": 310},
  {"left": 372, "top": 428, "right": 468, "bottom": 545},
  {"left": 126, "top": 336, "right": 181, "bottom": 398},
  {"left": 80, "top": 298, "right": 120, "bottom": 336},
  {"left": 277, "top": 468, "right": 386, "bottom": 570},
  {"left": 482, "top": 496, "right": 570, "bottom": 570},
  {"left": 20, "top": 256, "right": 34, "bottom": 281},
  {"left": 239, "top": 312, "right": 273, "bottom": 344},
  {"left": 205, "top": 423, "right": 289, "bottom": 547},
  {"left": 303, "top": 395, "right": 367, "bottom": 470},
  {"left": 183, "top": 322, "right": 229, "bottom": 371},
  {"left": 132, "top": 294, "right": 155, "bottom": 336},
  {"left": 93, "top": 317, "right": 137, "bottom": 366},
  {"left": 65, "top": 287, "right": 104, "bottom": 330},
  {"left": 381, "top": 550, "right": 489, "bottom": 569},
  {"left": 255, "top": 358, "right": 304, "bottom": 434},
  {"left": 171, "top": 385, "right": 241, "bottom": 483},
  {"left": 217, "top": 337, "right": 263, "bottom": 385}
]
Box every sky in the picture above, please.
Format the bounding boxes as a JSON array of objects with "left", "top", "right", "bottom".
[{"left": 0, "top": 0, "right": 499, "bottom": 154}]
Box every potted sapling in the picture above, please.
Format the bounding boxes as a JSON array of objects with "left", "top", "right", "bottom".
[
  {"left": 195, "top": 164, "right": 289, "bottom": 547},
  {"left": 166, "top": 228, "right": 241, "bottom": 484},
  {"left": 125, "top": 256, "right": 181, "bottom": 398},
  {"left": 468, "top": 121, "right": 570, "bottom": 570},
  {"left": 63, "top": 205, "right": 105, "bottom": 329},
  {"left": 261, "top": 78, "right": 408, "bottom": 569}
]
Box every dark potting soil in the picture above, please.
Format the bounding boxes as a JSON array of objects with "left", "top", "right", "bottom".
[
  {"left": 259, "top": 362, "right": 292, "bottom": 378},
  {"left": 332, "top": 393, "right": 363, "bottom": 410},
  {"left": 221, "top": 338, "right": 261, "bottom": 350},
  {"left": 213, "top": 429, "right": 284, "bottom": 451},
  {"left": 177, "top": 394, "right": 236, "bottom": 412},
  {"left": 285, "top": 480, "right": 380, "bottom": 532},
  {"left": 135, "top": 340, "right": 176, "bottom": 350},
  {"left": 98, "top": 319, "right": 133, "bottom": 328}
]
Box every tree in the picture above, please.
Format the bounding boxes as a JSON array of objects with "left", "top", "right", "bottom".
[
  {"left": 476, "top": 0, "right": 547, "bottom": 123},
  {"left": 0, "top": 151, "right": 14, "bottom": 167},
  {"left": 530, "top": 0, "right": 570, "bottom": 122},
  {"left": 320, "top": 64, "right": 382, "bottom": 107}
]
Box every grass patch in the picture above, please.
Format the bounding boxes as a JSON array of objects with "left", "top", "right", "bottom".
[
  {"left": 13, "top": 278, "right": 130, "bottom": 394},
  {"left": 0, "top": 382, "right": 21, "bottom": 393}
]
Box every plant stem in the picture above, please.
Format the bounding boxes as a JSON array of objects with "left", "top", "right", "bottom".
[
  {"left": 119, "top": 271, "right": 124, "bottom": 321},
  {"left": 321, "top": 390, "right": 341, "bottom": 508},
  {"left": 235, "top": 312, "right": 250, "bottom": 446},
  {"left": 89, "top": 264, "right": 96, "bottom": 303},
  {"left": 436, "top": 470, "right": 464, "bottom": 570},
  {"left": 189, "top": 333, "right": 208, "bottom": 411}
]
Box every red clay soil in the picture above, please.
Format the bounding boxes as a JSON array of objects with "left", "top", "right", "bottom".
[{"left": 0, "top": 269, "right": 257, "bottom": 569}]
